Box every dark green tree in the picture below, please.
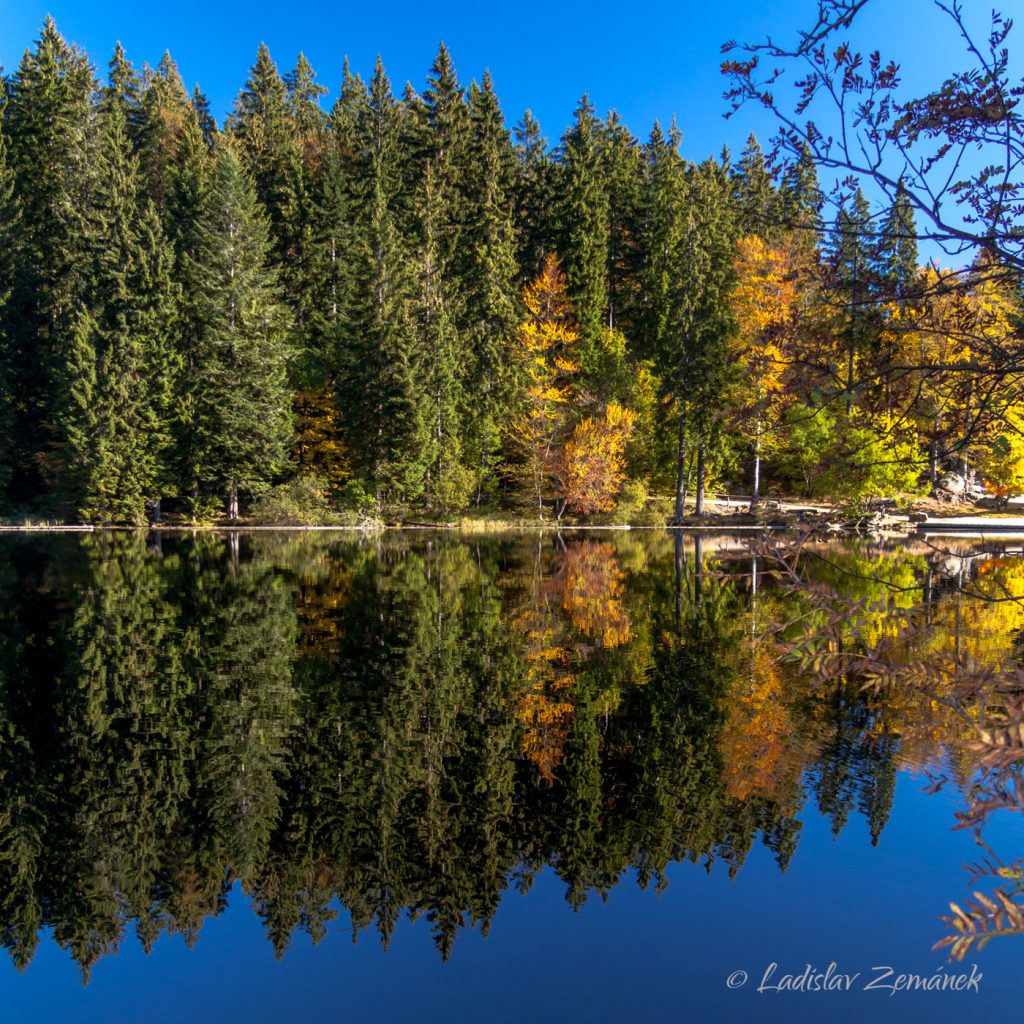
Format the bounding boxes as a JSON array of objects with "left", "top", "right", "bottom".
[
  {"left": 338, "top": 59, "right": 430, "bottom": 506},
  {"left": 556, "top": 96, "right": 609, "bottom": 369},
  {"left": 185, "top": 144, "right": 294, "bottom": 519},
  {"left": 3, "top": 17, "right": 94, "bottom": 502},
  {"left": 59, "top": 102, "right": 181, "bottom": 523}
]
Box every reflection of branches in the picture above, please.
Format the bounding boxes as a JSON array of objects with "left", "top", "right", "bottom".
[{"left": 743, "top": 530, "right": 1024, "bottom": 958}]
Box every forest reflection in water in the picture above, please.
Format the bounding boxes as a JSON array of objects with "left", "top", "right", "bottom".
[{"left": 0, "top": 528, "right": 1020, "bottom": 978}]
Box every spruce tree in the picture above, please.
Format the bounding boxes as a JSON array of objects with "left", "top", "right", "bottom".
[
  {"left": 338, "top": 58, "right": 430, "bottom": 507},
  {"left": 513, "top": 110, "right": 554, "bottom": 280},
  {"left": 0, "top": 101, "right": 21, "bottom": 508},
  {"left": 556, "top": 96, "right": 609, "bottom": 368},
  {"left": 227, "top": 44, "right": 292, "bottom": 252},
  {"left": 410, "top": 44, "right": 473, "bottom": 509},
  {"left": 733, "top": 133, "right": 778, "bottom": 239},
  {"left": 185, "top": 144, "right": 294, "bottom": 519},
  {"left": 59, "top": 103, "right": 181, "bottom": 523},
  {"left": 599, "top": 111, "right": 642, "bottom": 336},
  {"left": 830, "top": 187, "right": 877, "bottom": 414},
  {"left": 462, "top": 72, "right": 520, "bottom": 502},
  {"left": 136, "top": 53, "right": 196, "bottom": 212},
  {"left": 3, "top": 17, "right": 94, "bottom": 501},
  {"left": 879, "top": 183, "right": 918, "bottom": 302}
]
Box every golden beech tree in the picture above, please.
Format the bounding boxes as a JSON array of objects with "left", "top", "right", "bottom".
[
  {"left": 729, "top": 235, "right": 796, "bottom": 501},
  {"left": 557, "top": 403, "right": 637, "bottom": 516},
  {"left": 902, "top": 262, "right": 1023, "bottom": 486},
  {"left": 506, "top": 255, "right": 581, "bottom": 517}
]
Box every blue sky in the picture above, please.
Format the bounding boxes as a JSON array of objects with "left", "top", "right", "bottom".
[{"left": 0, "top": 0, "right": 979, "bottom": 162}]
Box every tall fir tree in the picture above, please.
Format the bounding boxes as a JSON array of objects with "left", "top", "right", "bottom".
[
  {"left": 830, "top": 187, "right": 877, "bottom": 414},
  {"left": 227, "top": 44, "right": 293, "bottom": 256},
  {"left": 409, "top": 44, "right": 474, "bottom": 509},
  {"left": 513, "top": 109, "right": 554, "bottom": 281},
  {"left": 878, "top": 183, "right": 918, "bottom": 302},
  {"left": 339, "top": 58, "right": 430, "bottom": 506},
  {"left": 184, "top": 144, "right": 294, "bottom": 519},
  {"left": 556, "top": 96, "right": 609, "bottom": 371},
  {"left": 0, "top": 98, "right": 21, "bottom": 508},
  {"left": 461, "top": 71, "right": 521, "bottom": 502},
  {"left": 599, "top": 111, "right": 643, "bottom": 337},
  {"left": 3, "top": 17, "right": 94, "bottom": 502},
  {"left": 733, "top": 134, "right": 778, "bottom": 239},
  {"left": 59, "top": 102, "right": 181, "bottom": 523}
]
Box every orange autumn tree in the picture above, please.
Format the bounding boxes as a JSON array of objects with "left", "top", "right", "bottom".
[
  {"left": 557, "top": 403, "right": 637, "bottom": 516},
  {"left": 729, "top": 235, "right": 796, "bottom": 502},
  {"left": 506, "top": 255, "right": 581, "bottom": 518}
]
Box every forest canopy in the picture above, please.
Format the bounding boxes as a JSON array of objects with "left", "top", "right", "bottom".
[{"left": 0, "top": 17, "right": 1022, "bottom": 524}]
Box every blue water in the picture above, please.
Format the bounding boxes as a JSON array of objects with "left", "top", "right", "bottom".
[{"left": 5, "top": 773, "right": 1019, "bottom": 1024}]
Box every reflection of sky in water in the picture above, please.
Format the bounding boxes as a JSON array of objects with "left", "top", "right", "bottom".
[
  {"left": 10, "top": 776, "right": 1023, "bottom": 1024},
  {"left": 2, "top": 531, "right": 1024, "bottom": 1022}
]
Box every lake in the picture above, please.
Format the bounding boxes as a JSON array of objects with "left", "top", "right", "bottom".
[{"left": 1, "top": 529, "right": 1022, "bottom": 1023}]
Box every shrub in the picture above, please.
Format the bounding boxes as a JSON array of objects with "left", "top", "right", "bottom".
[
  {"left": 608, "top": 479, "right": 648, "bottom": 525},
  {"left": 249, "top": 474, "right": 338, "bottom": 526}
]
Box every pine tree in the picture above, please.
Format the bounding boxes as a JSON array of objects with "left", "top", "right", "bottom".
[
  {"left": 556, "top": 96, "right": 609, "bottom": 368},
  {"left": 3, "top": 17, "right": 94, "bottom": 502},
  {"left": 185, "top": 144, "right": 294, "bottom": 519},
  {"left": 59, "top": 103, "right": 181, "bottom": 523}
]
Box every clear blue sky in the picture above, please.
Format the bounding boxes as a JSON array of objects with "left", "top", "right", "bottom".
[{"left": 0, "top": 0, "right": 975, "bottom": 162}]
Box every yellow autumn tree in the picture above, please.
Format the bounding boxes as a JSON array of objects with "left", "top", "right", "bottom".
[
  {"left": 506, "top": 255, "right": 580, "bottom": 518},
  {"left": 292, "top": 386, "right": 350, "bottom": 492},
  {"left": 729, "top": 235, "right": 796, "bottom": 502},
  {"left": 903, "top": 260, "right": 1023, "bottom": 487},
  {"left": 557, "top": 403, "right": 637, "bottom": 516}
]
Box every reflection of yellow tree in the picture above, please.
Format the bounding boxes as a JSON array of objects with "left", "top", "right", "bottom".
[
  {"left": 720, "top": 650, "right": 796, "bottom": 803},
  {"left": 513, "top": 540, "right": 639, "bottom": 782}
]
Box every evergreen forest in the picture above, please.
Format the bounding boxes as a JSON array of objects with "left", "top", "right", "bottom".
[{"left": 2, "top": 19, "right": 1022, "bottom": 524}]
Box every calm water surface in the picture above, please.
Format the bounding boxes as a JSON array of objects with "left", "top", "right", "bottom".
[{"left": 1, "top": 530, "right": 1022, "bottom": 1023}]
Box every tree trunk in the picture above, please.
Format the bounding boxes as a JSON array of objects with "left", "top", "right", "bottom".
[
  {"left": 673, "top": 414, "right": 687, "bottom": 523},
  {"left": 695, "top": 444, "right": 706, "bottom": 517},
  {"left": 751, "top": 415, "right": 762, "bottom": 505},
  {"left": 228, "top": 483, "right": 239, "bottom": 521}
]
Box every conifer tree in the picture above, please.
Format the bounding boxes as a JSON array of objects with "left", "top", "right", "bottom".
[
  {"left": 227, "top": 44, "right": 292, "bottom": 251},
  {"left": 3, "top": 17, "right": 94, "bottom": 501},
  {"left": 136, "top": 53, "right": 196, "bottom": 212},
  {"left": 599, "top": 111, "right": 643, "bottom": 336},
  {"left": 733, "top": 134, "right": 778, "bottom": 239},
  {"left": 0, "top": 102, "right": 21, "bottom": 508},
  {"left": 184, "top": 145, "right": 294, "bottom": 519},
  {"left": 461, "top": 71, "right": 520, "bottom": 503},
  {"left": 513, "top": 110, "right": 554, "bottom": 280},
  {"left": 339, "top": 58, "right": 430, "bottom": 506},
  {"left": 879, "top": 183, "right": 918, "bottom": 303},
  {"left": 556, "top": 96, "right": 609, "bottom": 368},
  {"left": 59, "top": 103, "right": 181, "bottom": 523},
  {"left": 830, "top": 187, "right": 877, "bottom": 414}
]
